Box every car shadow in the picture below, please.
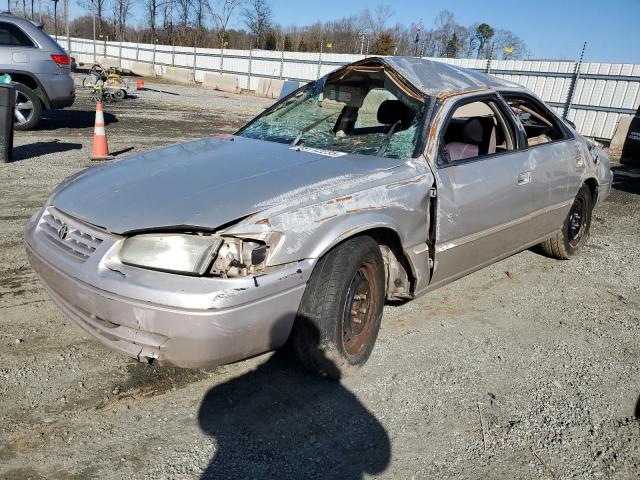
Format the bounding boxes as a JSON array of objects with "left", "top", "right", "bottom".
[
  {"left": 11, "top": 140, "right": 82, "bottom": 162},
  {"left": 611, "top": 164, "right": 640, "bottom": 195},
  {"left": 197, "top": 315, "right": 391, "bottom": 479},
  {"left": 36, "top": 109, "right": 118, "bottom": 130},
  {"left": 635, "top": 395, "right": 640, "bottom": 419}
]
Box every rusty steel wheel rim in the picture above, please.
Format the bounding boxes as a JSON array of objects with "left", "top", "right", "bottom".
[
  {"left": 568, "top": 196, "right": 587, "bottom": 247},
  {"left": 342, "top": 262, "right": 379, "bottom": 357}
]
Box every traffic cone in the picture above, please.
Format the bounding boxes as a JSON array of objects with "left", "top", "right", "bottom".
[
  {"left": 136, "top": 79, "right": 145, "bottom": 90},
  {"left": 90, "top": 102, "right": 112, "bottom": 161}
]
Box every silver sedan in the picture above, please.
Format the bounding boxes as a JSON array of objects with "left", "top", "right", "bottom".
[{"left": 25, "top": 57, "right": 613, "bottom": 378}]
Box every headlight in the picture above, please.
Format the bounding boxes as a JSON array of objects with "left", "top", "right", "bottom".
[
  {"left": 119, "top": 234, "right": 222, "bottom": 275},
  {"left": 210, "top": 232, "right": 283, "bottom": 278}
]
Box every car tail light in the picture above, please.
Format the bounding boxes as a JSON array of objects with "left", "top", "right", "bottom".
[{"left": 51, "top": 54, "right": 70, "bottom": 65}]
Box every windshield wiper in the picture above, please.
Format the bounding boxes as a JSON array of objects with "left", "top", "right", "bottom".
[
  {"left": 290, "top": 112, "right": 338, "bottom": 147},
  {"left": 376, "top": 120, "right": 402, "bottom": 156}
]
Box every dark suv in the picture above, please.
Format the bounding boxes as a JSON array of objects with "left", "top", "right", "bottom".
[{"left": 0, "top": 13, "right": 75, "bottom": 130}]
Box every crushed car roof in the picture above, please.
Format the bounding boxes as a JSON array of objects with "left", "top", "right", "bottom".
[{"left": 352, "top": 56, "right": 523, "bottom": 97}]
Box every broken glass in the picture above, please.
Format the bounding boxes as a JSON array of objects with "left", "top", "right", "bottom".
[{"left": 239, "top": 82, "right": 423, "bottom": 159}]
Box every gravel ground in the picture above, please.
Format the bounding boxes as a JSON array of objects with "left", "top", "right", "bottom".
[{"left": 0, "top": 75, "right": 638, "bottom": 479}]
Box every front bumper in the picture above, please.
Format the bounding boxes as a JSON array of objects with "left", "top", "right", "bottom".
[{"left": 25, "top": 208, "right": 311, "bottom": 368}]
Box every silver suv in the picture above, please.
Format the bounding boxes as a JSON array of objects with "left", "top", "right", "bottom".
[{"left": 0, "top": 13, "right": 75, "bottom": 130}]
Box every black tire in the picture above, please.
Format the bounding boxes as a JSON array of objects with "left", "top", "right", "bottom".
[
  {"left": 115, "top": 89, "right": 127, "bottom": 100},
  {"left": 291, "top": 235, "right": 385, "bottom": 379},
  {"left": 540, "top": 184, "right": 593, "bottom": 259},
  {"left": 13, "top": 83, "right": 42, "bottom": 131}
]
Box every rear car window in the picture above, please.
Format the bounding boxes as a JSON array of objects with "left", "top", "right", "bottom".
[{"left": 0, "top": 22, "right": 35, "bottom": 47}]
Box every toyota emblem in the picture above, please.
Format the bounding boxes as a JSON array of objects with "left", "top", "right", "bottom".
[{"left": 57, "top": 224, "right": 69, "bottom": 240}]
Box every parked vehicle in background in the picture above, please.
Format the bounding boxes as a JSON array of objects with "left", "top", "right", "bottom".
[
  {"left": 0, "top": 12, "right": 75, "bottom": 130},
  {"left": 25, "top": 57, "right": 613, "bottom": 378}
]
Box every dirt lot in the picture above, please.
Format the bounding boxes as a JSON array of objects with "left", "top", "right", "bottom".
[{"left": 0, "top": 76, "right": 638, "bottom": 479}]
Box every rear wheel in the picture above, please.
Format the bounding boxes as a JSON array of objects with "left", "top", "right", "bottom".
[
  {"left": 540, "top": 184, "right": 592, "bottom": 259},
  {"left": 291, "top": 236, "right": 385, "bottom": 379},
  {"left": 13, "top": 83, "right": 42, "bottom": 131}
]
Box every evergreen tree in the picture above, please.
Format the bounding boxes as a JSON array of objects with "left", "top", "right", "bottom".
[
  {"left": 475, "top": 23, "right": 494, "bottom": 58},
  {"left": 370, "top": 32, "right": 395, "bottom": 55},
  {"left": 283, "top": 35, "right": 293, "bottom": 51},
  {"left": 264, "top": 31, "right": 277, "bottom": 50},
  {"left": 445, "top": 32, "right": 459, "bottom": 57}
]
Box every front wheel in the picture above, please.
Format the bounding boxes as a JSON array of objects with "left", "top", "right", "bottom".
[
  {"left": 539, "top": 184, "right": 593, "bottom": 259},
  {"left": 291, "top": 235, "right": 385, "bottom": 379}
]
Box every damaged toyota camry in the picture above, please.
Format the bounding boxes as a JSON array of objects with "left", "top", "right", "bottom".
[{"left": 25, "top": 57, "right": 613, "bottom": 378}]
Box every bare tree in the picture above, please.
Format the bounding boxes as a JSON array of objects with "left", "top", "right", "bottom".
[
  {"left": 241, "top": 0, "right": 272, "bottom": 48},
  {"left": 207, "top": 0, "right": 242, "bottom": 48},
  {"left": 359, "top": 4, "right": 393, "bottom": 36},
  {"left": 433, "top": 10, "right": 455, "bottom": 56},
  {"left": 64, "top": 1, "right": 528, "bottom": 57},
  {"left": 193, "top": 0, "right": 205, "bottom": 30},
  {"left": 176, "top": 0, "right": 191, "bottom": 27},
  {"left": 79, "top": 0, "right": 108, "bottom": 34},
  {"left": 145, "top": 0, "right": 164, "bottom": 40},
  {"left": 163, "top": 0, "right": 174, "bottom": 38},
  {"left": 492, "top": 29, "right": 528, "bottom": 59},
  {"left": 460, "top": 22, "right": 479, "bottom": 58},
  {"left": 111, "top": 0, "right": 133, "bottom": 40}
]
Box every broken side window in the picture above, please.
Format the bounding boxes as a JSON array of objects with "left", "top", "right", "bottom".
[{"left": 506, "top": 97, "right": 566, "bottom": 146}]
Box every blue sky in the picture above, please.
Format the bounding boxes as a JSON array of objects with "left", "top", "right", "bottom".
[{"left": 71, "top": 0, "right": 639, "bottom": 63}]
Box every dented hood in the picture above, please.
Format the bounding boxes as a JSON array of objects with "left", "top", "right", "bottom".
[{"left": 50, "top": 136, "right": 406, "bottom": 233}]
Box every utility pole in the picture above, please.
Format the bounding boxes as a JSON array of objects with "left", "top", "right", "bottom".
[
  {"left": 92, "top": 13, "right": 97, "bottom": 63},
  {"left": 52, "top": 0, "right": 59, "bottom": 37},
  {"left": 64, "top": 0, "right": 70, "bottom": 54}
]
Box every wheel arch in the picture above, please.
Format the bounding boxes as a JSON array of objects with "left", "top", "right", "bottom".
[
  {"left": 3, "top": 70, "right": 51, "bottom": 109},
  {"left": 315, "top": 223, "right": 418, "bottom": 299},
  {"left": 583, "top": 177, "right": 599, "bottom": 205}
]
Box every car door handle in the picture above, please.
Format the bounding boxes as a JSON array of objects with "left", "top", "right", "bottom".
[{"left": 517, "top": 171, "right": 531, "bottom": 185}]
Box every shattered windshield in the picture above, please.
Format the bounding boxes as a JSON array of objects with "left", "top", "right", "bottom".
[{"left": 238, "top": 74, "right": 424, "bottom": 159}]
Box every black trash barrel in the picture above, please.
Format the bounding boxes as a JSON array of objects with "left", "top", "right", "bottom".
[{"left": 0, "top": 83, "right": 15, "bottom": 163}]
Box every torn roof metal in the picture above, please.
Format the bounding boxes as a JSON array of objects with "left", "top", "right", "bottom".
[{"left": 349, "top": 56, "right": 523, "bottom": 97}]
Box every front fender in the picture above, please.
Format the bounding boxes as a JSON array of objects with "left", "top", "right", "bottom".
[{"left": 254, "top": 173, "right": 433, "bottom": 266}]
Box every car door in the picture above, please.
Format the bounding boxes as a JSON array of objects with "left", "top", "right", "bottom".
[
  {"left": 428, "top": 92, "right": 542, "bottom": 288},
  {"left": 501, "top": 93, "right": 583, "bottom": 237}
]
